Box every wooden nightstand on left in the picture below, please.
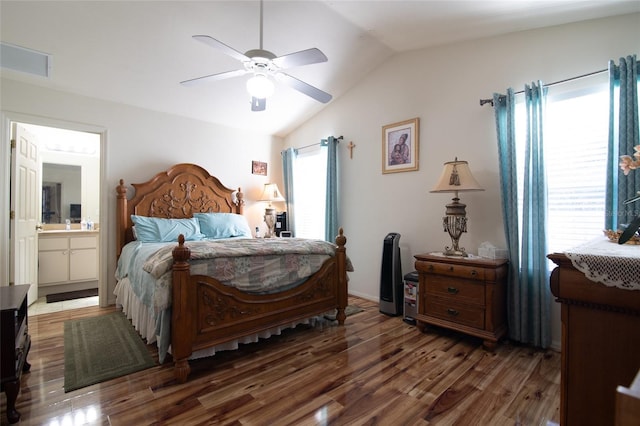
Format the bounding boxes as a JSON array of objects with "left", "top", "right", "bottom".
[{"left": 1, "top": 285, "right": 32, "bottom": 424}]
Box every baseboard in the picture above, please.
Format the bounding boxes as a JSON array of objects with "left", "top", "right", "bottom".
[{"left": 348, "top": 290, "right": 378, "bottom": 303}]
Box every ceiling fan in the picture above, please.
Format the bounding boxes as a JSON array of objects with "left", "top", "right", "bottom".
[{"left": 180, "top": 0, "right": 332, "bottom": 112}]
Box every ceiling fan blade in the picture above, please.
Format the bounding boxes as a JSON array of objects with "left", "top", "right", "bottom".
[
  {"left": 251, "top": 97, "right": 266, "bottom": 112},
  {"left": 272, "top": 48, "right": 328, "bottom": 69},
  {"left": 180, "top": 69, "right": 248, "bottom": 86},
  {"left": 192, "top": 35, "right": 250, "bottom": 62},
  {"left": 278, "top": 73, "right": 332, "bottom": 103}
]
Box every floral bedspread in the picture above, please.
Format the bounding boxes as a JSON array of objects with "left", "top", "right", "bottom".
[{"left": 118, "top": 238, "right": 350, "bottom": 313}]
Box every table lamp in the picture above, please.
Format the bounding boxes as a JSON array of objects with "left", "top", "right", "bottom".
[
  {"left": 430, "top": 158, "right": 484, "bottom": 257},
  {"left": 259, "top": 183, "right": 285, "bottom": 238}
]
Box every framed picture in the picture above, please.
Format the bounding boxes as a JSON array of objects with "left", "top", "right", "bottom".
[
  {"left": 382, "top": 117, "right": 419, "bottom": 174},
  {"left": 252, "top": 161, "right": 267, "bottom": 176}
]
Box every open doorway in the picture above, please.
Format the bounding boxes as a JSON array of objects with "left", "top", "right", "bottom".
[{"left": 9, "top": 121, "right": 103, "bottom": 314}]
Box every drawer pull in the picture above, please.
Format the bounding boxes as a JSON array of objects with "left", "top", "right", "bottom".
[
  {"left": 447, "top": 287, "right": 459, "bottom": 294},
  {"left": 427, "top": 265, "right": 434, "bottom": 271},
  {"left": 470, "top": 270, "right": 477, "bottom": 276},
  {"left": 448, "top": 266, "right": 454, "bottom": 271},
  {"left": 447, "top": 308, "right": 459, "bottom": 317}
]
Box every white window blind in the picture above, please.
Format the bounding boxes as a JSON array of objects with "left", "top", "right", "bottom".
[
  {"left": 293, "top": 147, "right": 326, "bottom": 239},
  {"left": 516, "top": 82, "right": 609, "bottom": 253}
]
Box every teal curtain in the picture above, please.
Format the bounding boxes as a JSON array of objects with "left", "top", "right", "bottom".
[
  {"left": 281, "top": 147, "right": 297, "bottom": 237},
  {"left": 493, "top": 81, "right": 551, "bottom": 348},
  {"left": 324, "top": 136, "right": 339, "bottom": 242},
  {"left": 605, "top": 55, "right": 640, "bottom": 230},
  {"left": 493, "top": 89, "right": 520, "bottom": 343}
]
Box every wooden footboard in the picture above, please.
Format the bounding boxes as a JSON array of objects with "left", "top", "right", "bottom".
[{"left": 171, "top": 229, "right": 348, "bottom": 383}]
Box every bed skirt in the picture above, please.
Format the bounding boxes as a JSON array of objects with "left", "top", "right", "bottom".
[{"left": 114, "top": 278, "right": 315, "bottom": 363}]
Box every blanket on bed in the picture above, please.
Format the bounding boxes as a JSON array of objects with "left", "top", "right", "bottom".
[
  {"left": 144, "top": 238, "right": 337, "bottom": 278},
  {"left": 117, "top": 238, "right": 346, "bottom": 314}
]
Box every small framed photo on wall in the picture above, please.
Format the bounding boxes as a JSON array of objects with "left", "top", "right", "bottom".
[
  {"left": 252, "top": 161, "right": 267, "bottom": 176},
  {"left": 382, "top": 117, "right": 419, "bottom": 174}
]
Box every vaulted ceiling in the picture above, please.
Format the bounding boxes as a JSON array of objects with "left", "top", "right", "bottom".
[{"left": 2, "top": 1, "right": 639, "bottom": 137}]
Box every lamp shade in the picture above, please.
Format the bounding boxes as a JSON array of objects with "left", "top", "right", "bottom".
[
  {"left": 430, "top": 158, "right": 484, "bottom": 193},
  {"left": 259, "top": 183, "right": 285, "bottom": 202}
]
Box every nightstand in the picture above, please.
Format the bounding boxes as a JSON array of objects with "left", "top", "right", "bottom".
[
  {"left": 1, "top": 285, "right": 31, "bottom": 424},
  {"left": 414, "top": 253, "right": 508, "bottom": 350}
]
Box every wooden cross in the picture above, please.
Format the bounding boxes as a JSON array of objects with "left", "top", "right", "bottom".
[{"left": 347, "top": 141, "right": 356, "bottom": 159}]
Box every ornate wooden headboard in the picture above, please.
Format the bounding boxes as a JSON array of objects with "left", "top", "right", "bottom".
[{"left": 116, "top": 163, "right": 244, "bottom": 257}]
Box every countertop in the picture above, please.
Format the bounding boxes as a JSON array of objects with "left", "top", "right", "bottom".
[{"left": 38, "top": 229, "right": 99, "bottom": 235}]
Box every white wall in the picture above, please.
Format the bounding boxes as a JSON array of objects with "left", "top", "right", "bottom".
[
  {"left": 284, "top": 13, "right": 640, "bottom": 350},
  {"left": 1, "top": 80, "right": 284, "bottom": 305}
]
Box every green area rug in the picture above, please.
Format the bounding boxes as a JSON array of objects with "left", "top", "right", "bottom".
[{"left": 64, "top": 312, "right": 155, "bottom": 392}]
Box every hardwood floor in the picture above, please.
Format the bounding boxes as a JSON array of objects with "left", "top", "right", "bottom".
[{"left": 2, "top": 296, "right": 560, "bottom": 425}]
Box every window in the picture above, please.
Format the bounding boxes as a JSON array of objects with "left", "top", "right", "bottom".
[
  {"left": 515, "top": 81, "right": 609, "bottom": 253},
  {"left": 292, "top": 147, "right": 326, "bottom": 239}
]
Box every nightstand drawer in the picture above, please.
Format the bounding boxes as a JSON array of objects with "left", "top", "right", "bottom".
[
  {"left": 426, "top": 276, "right": 485, "bottom": 306},
  {"left": 418, "top": 261, "right": 485, "bottom": 281},
  {"left": 425, "top": 298, "right": 485, "bottom": 329}
]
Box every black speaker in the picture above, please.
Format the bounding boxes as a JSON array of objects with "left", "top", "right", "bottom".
[{"left": 379, "top": 232, "right": 403, "bottom": 316}]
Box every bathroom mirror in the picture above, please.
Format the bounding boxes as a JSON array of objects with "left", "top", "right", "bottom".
[{"left": 42, "top": 163, "right": 81, "bottom": 223}]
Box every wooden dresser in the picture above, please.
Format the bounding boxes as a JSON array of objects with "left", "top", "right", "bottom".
[
  {"left": 1, "top": 285, "right": 31, "bottom": 424},
  {"left": 548, "top": 250, "right": 640, "bottom": 426},
  {"left": 414, "top": 253, "right": 508, "bottom": 349}
]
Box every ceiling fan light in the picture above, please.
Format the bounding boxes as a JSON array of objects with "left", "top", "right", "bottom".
[{"left": 246, "top": 74, "right": 275, "bottom": 99}]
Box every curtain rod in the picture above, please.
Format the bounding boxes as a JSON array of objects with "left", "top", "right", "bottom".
[
  {"left": 479, "top": 68, "right": 608, "bottom": 106},
  {"left": 293, "top": 135, "right": 343, "bottom": 152}
]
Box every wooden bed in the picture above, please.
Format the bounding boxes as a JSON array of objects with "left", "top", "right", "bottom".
[{"left": 115, "top": 163, "right": 348, "bottom": 383}]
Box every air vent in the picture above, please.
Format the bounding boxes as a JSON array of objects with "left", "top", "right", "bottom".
[{"left": 0, "top": 42, "right": 51, "bottom": 78}]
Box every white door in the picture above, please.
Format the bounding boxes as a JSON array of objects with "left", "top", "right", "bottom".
[{"left": 10, "top": 123, "right": 40, "bottom": 305}]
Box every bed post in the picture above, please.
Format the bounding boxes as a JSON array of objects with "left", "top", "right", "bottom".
[
  {"left": 335, "top": 228, "right": 348, "bottom": 325},
  {"left": 172, "top": 235, "right": 193, "bottom": 383},
  {"left": 116, "top": 179, "right": 128, "bottom": 259}
]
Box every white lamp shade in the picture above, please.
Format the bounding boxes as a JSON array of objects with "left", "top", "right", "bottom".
[
  {"left": 259, "top": 183, "right": 285, "bottom": 202},
  {"left": 246, "top": 74, "right": 275, "bottom": 99},
  {"left": 430, "top": 159, "right": 484, "bottom": 193}
]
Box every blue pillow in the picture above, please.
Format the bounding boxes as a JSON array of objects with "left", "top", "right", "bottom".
[
  {"left": 194, "top": 213, "right": 252, "bottom": 239},
  {"left": 130, "top": 215, "right": 205, "bottom": 242}
]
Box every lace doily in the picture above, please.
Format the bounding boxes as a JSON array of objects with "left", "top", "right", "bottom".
[{"left": 564, "top": 237, "right": 640, "bottom": 291}]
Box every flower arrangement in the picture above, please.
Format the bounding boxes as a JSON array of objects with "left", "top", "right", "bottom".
[
  {"left": 618, "top": 144, "right": 640, "bottom": 244},
  {"left": 620, "top": 145, "right": 640, "bottom": 175}
]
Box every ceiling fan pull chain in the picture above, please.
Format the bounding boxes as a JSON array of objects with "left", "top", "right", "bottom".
[{"left": 259, "top": 0, "right": 264, "bottom": 50}]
